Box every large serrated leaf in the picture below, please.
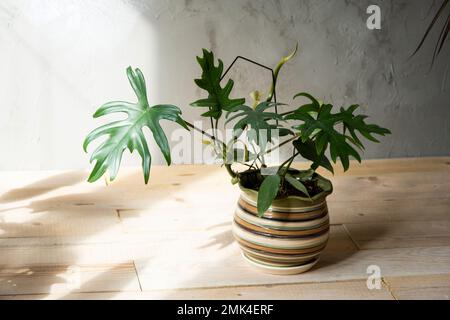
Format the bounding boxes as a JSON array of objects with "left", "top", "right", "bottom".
[
  {"left": 286, "top": 92, "right": 390, "bottom": 172},
  {"left": 84, "top": 67, "right": 188, "bottom": 184}
]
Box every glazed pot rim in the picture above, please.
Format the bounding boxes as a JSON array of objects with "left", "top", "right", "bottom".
[{"left": 238, "top": 168, "right": 333, "bottom": 202}]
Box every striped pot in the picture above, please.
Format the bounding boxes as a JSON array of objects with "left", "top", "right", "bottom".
[{"left": 232, "top": 171, "right": 333, "bottom": 275}]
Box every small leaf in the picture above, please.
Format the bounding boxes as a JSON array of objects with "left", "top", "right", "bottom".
[
  {"left": 293, "top": 92, "right": 321, "bottom": 112},
  {"left": 267, "top": 44, "right": 298, "bottom": 101},
  {"left": 250, "top": 90, "right": 261, "bottom": 109},
  {"left": 293, "top": 139, "right": 334, "bottom": 173},
  {"left": 257, "top": 174, "right": 281, "bottom": 216},
  {"left": 285, "top": 174, "right": 310, "bottom": 198},
  {"left": 225, "top": 102, "right": 285, "bottom": 146},
  {"left": 191, "top": 49, "right": 245, "bottom": 119},
  {"left": 297, "top": 169, "right": 315, "bottom": 179}
]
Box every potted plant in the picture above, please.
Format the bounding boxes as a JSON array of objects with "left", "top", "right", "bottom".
[{"left": 83, "top": 45, "right": 390, "bottom": 275}]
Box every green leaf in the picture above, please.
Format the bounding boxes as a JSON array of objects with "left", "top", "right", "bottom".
[
  {"left": 293, "top": 139, "right": 334, "bottom": 173},
  {"left": 285, "top": 174, "right": 310, "bottom": 198},
  {"left": 257, "top": 174, "right": 281, "bottom": 216},
  {"left": 190, "top": 49, "right": 245, "bottom": 119},
  {"left": 225, "top": 102, "right": 284, "bottom": 146},
  {"left": 286, "top": 94, "right": 390, "bottom": 172},
  {"left": 339, "top": 105, "right": 391, "bottom": 147},
  {"left": 293, "top": 92, "right": 321, "bottom": 112},
  {"left": 84, "top": 67, "right": 187, "bottom": 184}
]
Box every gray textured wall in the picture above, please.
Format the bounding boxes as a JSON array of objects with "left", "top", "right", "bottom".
[
  {"left": 148, "top": 0, "right": 450, "bottom": 160},
  {"left": 0, "top": 0, "right": 449, "bottom": 170}
]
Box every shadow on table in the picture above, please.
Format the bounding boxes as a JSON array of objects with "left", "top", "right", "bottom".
[
  {"left": 0, "top": 169, "right": 391, "bottom": 300},
  {"left": 199, "top": 222, "right": 234, "bottom": 250},
  {"left": 0, "top": 171, "right": 86, "bottom": 203},
  {"left": 0, "top": 168, "right": 213, "bottom": 299}
]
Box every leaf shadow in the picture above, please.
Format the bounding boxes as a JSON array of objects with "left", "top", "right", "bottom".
[{"left": 0, "top": 171, "right": 86, "bottom": 204}]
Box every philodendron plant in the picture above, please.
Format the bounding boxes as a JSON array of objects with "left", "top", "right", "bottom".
[{"left": 84, "top": 46, "right": 390, "bottom": 215}]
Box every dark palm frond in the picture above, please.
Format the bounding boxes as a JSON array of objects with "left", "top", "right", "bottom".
[
  {"left": 437, "top": 13, "right": 450, "bottom": 55},
  {"left": 412, "top": 0, "right": 450, "bottom": 66}
]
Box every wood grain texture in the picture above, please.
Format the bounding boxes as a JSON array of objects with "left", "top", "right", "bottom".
[
  {"left": 344, "top": 221, "right": 450, "bottom": 249},
  {"left": 134, "top": 244, "right": 450, "bottom": 291},
  {"left": 329, "top": 197, "right": 450, "bottom": 224},
  {"left": 0, "top": 157, "right": 449, "bottom": 299},
  {"left": 0, "top": 280, "right": 393, "bottom": 300},
  {"left": 0, "top": 263, "right": 140, "bottom": 295},
  {"left": 384, "top": 274, "right": 450, "bottom": 300}
]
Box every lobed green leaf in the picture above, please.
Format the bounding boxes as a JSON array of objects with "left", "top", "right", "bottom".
[{"left": 84, "top": 67, "right": 188, "bottom": 184}]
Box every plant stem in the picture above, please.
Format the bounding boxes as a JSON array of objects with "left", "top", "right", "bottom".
[
  {"left": 262, "top": 134, "right": 298, "bottom": 157},
  {"left": 185, "top": 121, "right": 223, "bottom": 145},
  {"left": 279, "top": 110, "right": 295, "bottom": 117},
  {"left": 278, "top": 151, "right": 300, "bottom": 176},
  {"left": 183, "top": 121, "right": 299, "bottom": 179},
  {"left": 184, "top": 121, "right": 237, "bottom": 178}
]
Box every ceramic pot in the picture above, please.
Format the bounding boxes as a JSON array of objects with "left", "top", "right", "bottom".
[{"left": 232, "top": 170, "right": 333, "bottom": 275}]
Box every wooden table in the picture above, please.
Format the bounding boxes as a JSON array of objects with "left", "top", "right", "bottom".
[{"left": 0, "top": 157, "right": 449, "bottom": 300}]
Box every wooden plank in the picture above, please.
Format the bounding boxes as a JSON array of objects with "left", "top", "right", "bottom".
[
  {"left": 2, "top": 158, "right": 448, "bottom": 213},
  {"left": 89, "top": 165, "right": 450, "bottom": 208},
  {"left": 0, "top": 206, "right": 121, "bottom": 240},
  {"left": 0, "top": 243, "right": 138, "bottom": 266},
  {"left": 384, "top": 274, "right": 450, "bottom": 300},
  {"left": 0, "top": 158, "right": 447, "bottom": 190},
  {"left": 133, "top": 239, "right": 450, "bottom": 291},
  {"left": 0, "top": 170, "right": 95, "bottom": 192},
  {"left": 0, "top": 168, "right": 237, "bottom": 212},
  {"left": 327, "top": 172, "right": 450, "bottom": 203},
  {"left": 0, "top": 262, "right": 140, "bottom": 295},
  {"left": 3, "top": 224, "right": 450, "bottom": 293},
  {"left": 0, "top": 280, "right": 393, "bottom": 300},
  {"left": 0, "top": 225, "right": 355, "bottom": 265},
  {"left": 316, "top": 157, "right": 450, "bottom": 176},
  {"left": 329, "top": 197, "right": 450, "bottom": 224},
  {"left": 344, "top": 220, "right": 450, "bottom": 249},
  {"left": 0, "top": 157, "right": 448, "bottom": 193},
  {"left": 0, "top": 226, "right": 356, "bottom": 295},
  {"left": 117, "top": 202, "right": 235, "bottom": 234}
]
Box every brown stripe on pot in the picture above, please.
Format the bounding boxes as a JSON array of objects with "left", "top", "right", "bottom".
[
  {"left": 234, "top": 237, "right": 328, "bottom": 255},
  {"left": 234, "top": 215, "right": 330, "bottom": 238},
  {"left": 235, "top": 205, "right": 329, "bottom": 230},
  {"left": 238, "top": 197, "right": 328, "bottom": 221},
  {"left": 243, "top": 250, "right": 321, "bottom": 265},
  {"left": 240, "top": 245, "right": 322, "bottom": 261},
  {"left": 243, "top": 254, "right": 318, "bottom": 268},
  {"left": 232, "top": 221, "right": 329, "bottom": 249}
]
